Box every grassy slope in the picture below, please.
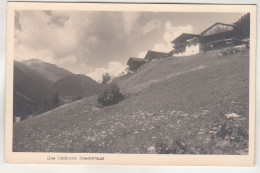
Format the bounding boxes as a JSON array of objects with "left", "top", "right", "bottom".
[{"left": 13, "top": 51, "right": 249, "bottom": 154}]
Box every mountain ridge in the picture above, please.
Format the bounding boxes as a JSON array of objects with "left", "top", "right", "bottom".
[
  {"left": 13, "top": 61, "right": 55, "bottom": 120},
  {"left": 14, "top": 59, "right": 103, "bottom": 120},
  {"left": 22, "top": 58, "right": 73, "bottom": 83}
]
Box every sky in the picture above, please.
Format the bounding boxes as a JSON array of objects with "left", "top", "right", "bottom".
[{"left": 14, "top": 11, "right": 243, "bottom": 82}]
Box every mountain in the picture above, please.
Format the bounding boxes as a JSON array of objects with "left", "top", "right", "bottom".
[
  {"left": 22, "top": 59, "right": 73, "bottom": 83},
  {"left": 13, "top": 61, "right": 55, "bottom": 120},
  {"left": 51, "top": 74, "right": 103, "bottom": 101},
  {"left": 14, "top": 59, "right": 102, "bottom": 120},
  {"left": 13, "top": 50, "right": 249, "bottom": 154}
]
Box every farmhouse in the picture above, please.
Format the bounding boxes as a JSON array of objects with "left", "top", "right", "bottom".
[
  {"left": 127, "top": 57, "right": 146, "bottom": 72},
  {"left": 171, "top": 33, "right": 203, "bottom": 57},
  {"left": 202, "top": 23, "right": 244, "bottom": 51},
  {"left": 144, "top": 50, "right": 169, "bottom": 61},
  {"left": 171, "top": 22, "right": 246, "bottom": 57}
]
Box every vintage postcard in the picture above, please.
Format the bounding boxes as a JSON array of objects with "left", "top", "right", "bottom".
[{"left": 5, "top": 2, "right": 256, "bottom": 166}]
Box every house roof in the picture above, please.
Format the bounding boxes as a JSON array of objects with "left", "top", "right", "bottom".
[
  {"left": 144, "top": 50, "right": 169, "bottom": 61},
  {"left": 127, "top": 57, "right": 145, "bottom": 65},
  {"left": 200, "top": 22, "right": 236, "bottom": 35},
  {"left": 171, "top": 33, "right": 201, "bottom": 44}
]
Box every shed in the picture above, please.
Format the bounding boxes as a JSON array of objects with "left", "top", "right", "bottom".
[{"left": 127, "top": 57, "right": 146, "bottom": 72}]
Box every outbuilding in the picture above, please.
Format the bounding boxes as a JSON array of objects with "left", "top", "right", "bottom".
[{"left": 127, "top": 57, "right": 146, "bottom": 72}]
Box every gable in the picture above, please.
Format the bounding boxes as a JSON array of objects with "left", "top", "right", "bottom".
[
  {"left": 171, "top": 33, "right": 201, "bottom": 44},
  {"left": 201, "top": 23, "right": 235, "bottom": 36},
  {"left": 127, "top": 57, "right": 145, "bottom": 66},
  {"left": 144, "top": 51, "right": 169, "bottom": 61}
]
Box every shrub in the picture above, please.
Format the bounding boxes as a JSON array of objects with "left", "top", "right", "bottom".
[{"left": 97, "top": 83, "right": 124, "bottom": 107}]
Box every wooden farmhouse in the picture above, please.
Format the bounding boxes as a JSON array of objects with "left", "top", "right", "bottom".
[
  {"left": 127, "top": 57, "right": 146, "bottom": 72},
  {"left": 144, "top": 50, "right": 169, "bottom": 61},
  {"left": 171, "top": 33, "right": 203, "bottom": 57},
  {"left": 171, "top": 22, "right": 246, "bottom": 57}
]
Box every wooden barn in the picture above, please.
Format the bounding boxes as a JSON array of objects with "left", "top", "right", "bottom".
[
  {"left": 127, "top": 57, "right": 146, "bottom": 72},
  {"left": 144, "top": 50, "right": 169, "bottom": 61},
  {"left": 171, "top": 22, "right": 246, "bottom": 57}
]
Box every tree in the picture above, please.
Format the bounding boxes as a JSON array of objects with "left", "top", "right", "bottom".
[
  {"left": 101, "top": 73, "right": 111, "bottom": 85},
  {"left": 43, "top": 99, "right": 49, "bottom": 112},
  {"left": 51, "top": 93, "right": 59, "bottom": 109}
]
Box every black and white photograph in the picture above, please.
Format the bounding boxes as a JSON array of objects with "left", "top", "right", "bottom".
[{"left": 5, "top": 2, "right": 256, "bottom": 165}]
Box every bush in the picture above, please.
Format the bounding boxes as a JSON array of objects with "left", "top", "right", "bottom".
[{"left": 97, "top": 83, "right": 124, "bottom": 107}]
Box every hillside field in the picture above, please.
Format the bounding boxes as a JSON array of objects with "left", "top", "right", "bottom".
[{"left": 13, "top": 51, "right": 249, "bottom": 154}]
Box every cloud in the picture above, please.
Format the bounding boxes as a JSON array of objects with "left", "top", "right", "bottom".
[
  {"left": 87, "top": 61, "right": 127, "bottom": 82},
  {"left": 14, "top": 11, "right": 199, "bottom": 80},
  {"left": 152, "top": 43, "right": 172, "bottom": 52},
  {"left": 141, "top": 19, "right": 161, "bottom": 34},
  {"left": 15, "top": 11, "right": 89, "bottom": 61},
  {"left": 151, "top": 22, "right": 194, "bottom": 52},
  {"left": 14, "top": 11, "right": 130, "bottom": 75},
  {"left": 122, "top": 12, "right": 141, "bottom": 34},
  {"left": 49, "top": 12, "right": 69, "bottom": 27},
  {"left": 135, "top": 21, "right": 190, "bottom": 58},
  {"left": 14, "top": 11, "right": 95, "bottom": 77},
  {"left": 14, "top": 43, "right": 54, "bottom": 62},
  {"left": 137, "top": 51, "right": 147, "bottom": 59},
  {"left": 164, "top": 21, "right": 194, "bottom": 43}
]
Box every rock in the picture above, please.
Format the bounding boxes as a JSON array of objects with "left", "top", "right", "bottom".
[
  {"left": 226, "top": 113, "right": 241, "bottom": 119},
  {"left": 149, "top": 126, "right": 156, "bottom": 130},
  {"left": 147, "top": 146, "right": 156, "bottom": 153}
]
